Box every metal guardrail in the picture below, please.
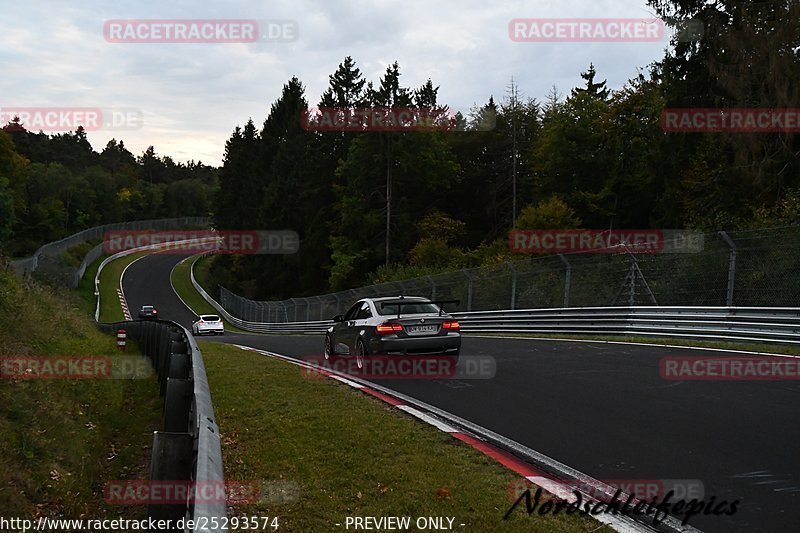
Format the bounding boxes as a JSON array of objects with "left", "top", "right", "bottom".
[
  {"left": 99, "top": 319, "right": 225, "bottom": 532},
  {"left": 191, "top": 261, "right": 800, "bottom": 345},
  {"left": 453, "top": 306, "right": 800, "bottom": 345}
]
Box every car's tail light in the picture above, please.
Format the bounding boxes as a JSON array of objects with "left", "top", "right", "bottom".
[
  {"left": 376, "top": 322, "right": 403, "bottom": 334},
  {"left": 198, "top": 320, "right": 204, "bottom": 324},
  {"left": 442, "top": 320, "right": 460, "bottom": 331},
  {"left": 152, "top": 310, "right": 157, "bottom": 314}
]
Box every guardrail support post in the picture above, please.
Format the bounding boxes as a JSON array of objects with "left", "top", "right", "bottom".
[
  {"left": 558, "top": 254, "right": 571, "bottom": 307},
  {"left": 719, "top": 231, "right": 737, "bottom": 306}
]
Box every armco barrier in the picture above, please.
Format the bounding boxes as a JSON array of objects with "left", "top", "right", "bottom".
[
  {"left": 99, "top": 319, "right": 225, "bottom": 532},
  {"left": 453, "top": 306, "right": 800, "bottom": 345},
  {"left": 94, "top": 239, "right": 224, "bottom": 532},
  {"left": 190, "top": 259, "right": 800, "bottom": 346}
]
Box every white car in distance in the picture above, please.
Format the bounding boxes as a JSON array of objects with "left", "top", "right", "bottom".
[{"left": 192, "top": 314, "right": 224, "bottom": 336}]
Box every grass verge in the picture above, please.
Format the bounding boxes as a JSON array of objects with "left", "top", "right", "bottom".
[
  {"left": 58, "top": 240, "right": 101, "bottom": 268},
  {"left": 469, "top": 332, "right": 800, "bottom": 356},
  {"left": 193, "top": 253, "right": 216, "bottom": 299},
  {"left": 200, "top": 342, "right": 611, "bottom": 532},
  {"left": 0, "top": 267, "right": 161, "bottom": 519},
  {"left": 170, "top": 255, "right": 246, "bottom": 333}
]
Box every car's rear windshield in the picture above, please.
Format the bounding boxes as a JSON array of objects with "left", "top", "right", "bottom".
[
  {"left": 377, "top": 301, "right": 440, "bottom": 316},
  {"left": 202, "top": 315, "right": 220, "bottom": 321},
  {"left": 142, "top": 306, "right": 154, "bottom": 310}
]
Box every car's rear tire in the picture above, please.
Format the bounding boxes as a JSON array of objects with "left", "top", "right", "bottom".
[{"left": 356, "top": 339, "right": 367, "bottom": 369}]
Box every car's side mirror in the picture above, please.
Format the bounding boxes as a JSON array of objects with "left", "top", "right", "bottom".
[{"left": 332, "top": 314, "right": 344, "bottom": 322}]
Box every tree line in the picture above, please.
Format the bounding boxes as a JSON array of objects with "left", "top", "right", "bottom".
[
  {"left": 210, "top": 1, "right": 799, "bottom": 301},
  {"left": 0, "top": 124, "right": 217, "bottom": 257}
]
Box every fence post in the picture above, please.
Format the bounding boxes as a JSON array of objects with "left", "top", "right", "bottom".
[
  {"left": 558, "top": 254, "right": 571, "bottom": 307},
  {"left": 427, "top": 275, "right": 436, "bottom": 300},
  {"left": 507, "top": 262, "right": 517, "bottom": 310},
  {"left": 463, "top": 269, "right": 473, "bottom": 312},
  {"left": 719, "top": 231, "right": 737, "bottom": 306}
]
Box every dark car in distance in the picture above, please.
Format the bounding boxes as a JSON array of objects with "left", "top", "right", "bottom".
[{"left": 138, "top": 305, "right": 158, "bottom": 319}]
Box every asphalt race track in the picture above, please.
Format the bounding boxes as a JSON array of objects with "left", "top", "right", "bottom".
[{"left": 122, "top": 250, "right": 800, "bottom": 533}]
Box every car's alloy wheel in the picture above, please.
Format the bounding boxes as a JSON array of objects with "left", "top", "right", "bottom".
[{"left": 356, "top": 340, "right": 366, "bottom": 369}]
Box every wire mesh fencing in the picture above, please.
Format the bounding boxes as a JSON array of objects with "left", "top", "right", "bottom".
[
  {"left": 9, "top": 217, "right": 211, "bottom": 286},
  {"left": 216, "top": 226, "right": 800, "bottom": 322}
]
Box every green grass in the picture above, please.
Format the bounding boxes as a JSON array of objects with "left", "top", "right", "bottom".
[
  {"left": 469, "top": 332, "right": 800, "bottom": 355},
  {"left": 200, "top": 342, "right": 611, "bottom": 532},
  {"left": 0, "top": 268, "right": 161, "bottom": 519},
  {"left": 193, "top": 253, "right": 217, "bottom": 299},
  {"left": 171, "top": 255, "right": 246, "bottom": 332},
  {"left": 75, "top": 252, "right": 107, "bottom": 317},
  {"left": 171, "top": 256, "right": 216, "bottom": 316},
  {"left": 58, "top": 240, "right": 101, "bottom": 268},
  {"left": 97, "top": 252, "right": 148, "bottom": 323}
]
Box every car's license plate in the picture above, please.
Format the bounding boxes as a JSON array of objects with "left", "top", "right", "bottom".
[{"left": 407, "top": 325, "right": 438, "bottom": 334}]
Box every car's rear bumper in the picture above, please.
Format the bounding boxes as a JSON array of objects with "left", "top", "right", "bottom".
[
  {"left": 196, "top": 325, "right": 224, "bottom": 334},
  {"left": 369, "top": 334, "right": 460, "bottom": 355}
]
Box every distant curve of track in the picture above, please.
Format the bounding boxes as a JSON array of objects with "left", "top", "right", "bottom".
[{"left": 121, "top": 250, "right": 800, "bottom": 533}]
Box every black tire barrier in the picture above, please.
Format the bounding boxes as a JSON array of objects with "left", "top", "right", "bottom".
[{"left": 98, "top": 319, "right": 226, "bottom": 531}]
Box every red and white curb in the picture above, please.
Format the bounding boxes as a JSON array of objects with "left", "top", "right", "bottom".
[
  {"left": 117, "top": 287, "right": 131, "bottom": 321},
  {"left": 232, "top": 344, "right": 680, "bottom": 533}
]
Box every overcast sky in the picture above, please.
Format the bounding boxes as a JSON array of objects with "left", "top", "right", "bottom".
[{"left": 2, "top": 0, "right": 679, "bottom": 166}]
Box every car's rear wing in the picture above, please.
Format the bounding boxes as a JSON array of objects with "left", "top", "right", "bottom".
[{"left": 379, "top": 299, "right": 460, "bottom": 318}]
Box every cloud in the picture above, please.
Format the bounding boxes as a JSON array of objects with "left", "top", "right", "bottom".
[{"left": 0, "top": 0, "right": 670, "bottom": 165}]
